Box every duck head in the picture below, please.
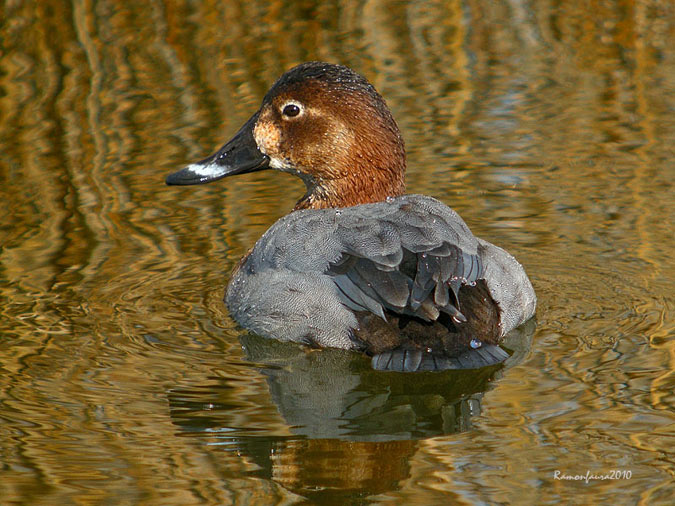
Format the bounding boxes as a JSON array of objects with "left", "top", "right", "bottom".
[{"left": 166, "top": 62, "right": 406, "bottom": 210}]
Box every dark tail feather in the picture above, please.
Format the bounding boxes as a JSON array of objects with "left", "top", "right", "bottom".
[{"left": 371, "top": 344, "right": 509, "bottom": 372}]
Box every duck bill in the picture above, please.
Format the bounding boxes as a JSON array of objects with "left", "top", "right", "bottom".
[{"left": 166, "top": 114, "right": 270, "bottom": 185}]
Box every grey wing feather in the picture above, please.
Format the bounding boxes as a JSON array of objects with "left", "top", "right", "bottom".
[
  {"left": 247, "top": 195, "right": 484, "bottom": 324},
  {"left": 333, "top": 273, "right": 387, "bottom": 320},
  {"left": 328, "top": 195, "right": 483, "bottom": 322}
]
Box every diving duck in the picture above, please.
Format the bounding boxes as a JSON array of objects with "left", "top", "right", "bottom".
[{"left": 167, "top": 62, "right": 536, "bottom": 371}]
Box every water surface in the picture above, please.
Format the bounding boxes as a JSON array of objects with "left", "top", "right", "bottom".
[{"left": 1, "top": 0, "right": 673, "bottom": 504}]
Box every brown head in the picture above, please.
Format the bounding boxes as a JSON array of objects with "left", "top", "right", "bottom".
[{"left": 166, "top": 62, "right": 406, "bottom": 210}]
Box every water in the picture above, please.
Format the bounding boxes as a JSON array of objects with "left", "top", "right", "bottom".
[{"left": 1, "top": 0, "right": 673, "bottom": 504}]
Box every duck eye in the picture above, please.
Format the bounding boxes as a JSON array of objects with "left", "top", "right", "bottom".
[{"left": 282, "top": 103, "right": 301, "bottom": 117}]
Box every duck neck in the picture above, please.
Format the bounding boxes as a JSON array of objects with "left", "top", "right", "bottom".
[{"left": 294, "top": 165, "right": 406, "bottom": 210}]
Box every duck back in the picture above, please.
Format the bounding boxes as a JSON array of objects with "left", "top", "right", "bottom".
[{"left": 226, "top": 194, "right": 536, "bottom": 370}]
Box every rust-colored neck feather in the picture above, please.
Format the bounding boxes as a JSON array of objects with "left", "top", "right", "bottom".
[
  {"left": 294, "top": 166, "right": 406, "bottom": 210},
  {"left": 293, "top": 92, "right": 406, "bottom": 210}
]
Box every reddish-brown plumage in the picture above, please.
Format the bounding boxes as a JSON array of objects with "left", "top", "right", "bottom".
[{"left": 252, "top": 67, "right": 406, "bottom": 210}]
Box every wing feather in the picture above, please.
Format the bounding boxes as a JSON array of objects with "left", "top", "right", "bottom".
[
  {"left": 327, "top": 195, "right": 483, "bottom": 323},
  {"left": 246, "top": 195, "right": 483, "bottom": 326}
]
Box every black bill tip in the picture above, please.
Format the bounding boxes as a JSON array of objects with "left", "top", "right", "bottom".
[{"left": 165, "top": 112, "right": 270, "bottom": 186}]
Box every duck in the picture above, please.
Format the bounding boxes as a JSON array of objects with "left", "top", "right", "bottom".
[{"left": 166, "top": 62, "right": 536, "bottom": 372}]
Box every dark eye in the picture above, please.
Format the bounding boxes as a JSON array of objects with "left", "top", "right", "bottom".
[{"left": 282, "top": 104, "right": 301, "bottom": 117}]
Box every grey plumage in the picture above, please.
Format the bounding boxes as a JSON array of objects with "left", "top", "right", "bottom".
[{"left": 226, "top": 194, "right": 536, "bottom": 358}]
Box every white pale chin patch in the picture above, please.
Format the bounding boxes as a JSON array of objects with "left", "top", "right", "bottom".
[
  {"left": 268, "top": 156, "right": 294, "bottom": 171},
  {"left": 187, "top": 162, "right": 223, "bottom": 178}
]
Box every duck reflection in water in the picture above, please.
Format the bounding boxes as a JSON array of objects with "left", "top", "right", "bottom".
[
  {"left": 166, "top": 62, "right": 536, "bottom": 371},
  {"left": 168, "top": 321, "right": 534, "bottom": 501}
]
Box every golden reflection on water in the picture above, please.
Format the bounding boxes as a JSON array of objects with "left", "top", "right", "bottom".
[{"left": 0, "top": 0, "right": 674, "bottom": 504}]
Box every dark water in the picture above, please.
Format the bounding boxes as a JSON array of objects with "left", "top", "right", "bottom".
[{"left": 1, "top": 0, "right": 673, "bottom": 504}]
